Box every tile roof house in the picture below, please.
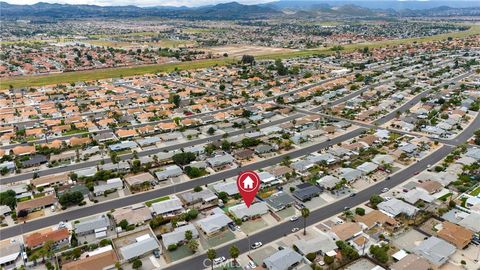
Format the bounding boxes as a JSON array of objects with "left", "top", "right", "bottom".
[
  {"left": 16, "top": 194, "right": 57, "bottom": 213},
  {"left": 112, "top": 205, "right": 152, "bottom": 226},
  {"left": 417, "top": 180, "right": 443, "bottom": 194},
  {"left": 355, "top": 210, "right": 398, "bottom": 230},
  {"left": 437, "top": 221, "right": 473, "bottom": 249},
  {"left": 24, "top": 228, "right": 70, "bottom": 249},
  {"left": 62, "top": 248, "right": 118, "bottom": 270},
  {"left": 390, "top": 254, "right": 432, "bottom": 270},
  {"left": 330, "top": 222, "right": 363, "bottom": 241},
  {"left": 124, "top": 172, "right": 156, "bottom": 187}
]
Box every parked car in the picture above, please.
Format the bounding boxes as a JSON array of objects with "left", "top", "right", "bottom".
[
  {"left": 381, "top": 188, "right": 390, "bottom": 193},
  {"left": 213, "top": 257, "right": 226, "bottom": 265},
  {"left": 290, "top": 216, "right": 299, "bottom": 222},
  {"left": 153, "top": 249, "right": 160, "bottom": 258},
  {"left": 251, "top": 242, "right": 263, "bottom": 249},
  {"left": 292, "top": 227, "right": 300, "bottom": 233},
  {"left": 247, "top": 261, "right": 257, "bottom": 269},
  {"left": 349, "top": 193, "right": 356, "bottom": 197}
]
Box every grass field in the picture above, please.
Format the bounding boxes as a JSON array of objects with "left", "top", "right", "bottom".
[
  {"left": 145, "top": 195, "right": 171, "bottom": 207},
  {"left": 85, "top": 39, "right": 196, "bottom": 49},
  {"left": 2, "top": 25, "right": 479, "bottom": 89}
]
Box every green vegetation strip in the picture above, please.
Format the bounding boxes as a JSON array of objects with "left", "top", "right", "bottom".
[
  {"left": 145, "top": 195, "right": 170, "bottom": 207},
  {"left": 2, "top": 25, "right": 479, "bottom": 90}
]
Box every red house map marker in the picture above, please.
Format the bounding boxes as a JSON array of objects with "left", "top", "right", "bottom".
[{"left": 237, "top": 171, "right": 261, "bottom": 208}]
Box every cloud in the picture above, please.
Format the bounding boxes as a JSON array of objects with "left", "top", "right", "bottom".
[{"left": 3, "top": 0, "right": 272, "bottom": 7}]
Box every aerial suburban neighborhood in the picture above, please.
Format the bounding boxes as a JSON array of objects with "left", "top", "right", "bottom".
[{"left": 0, "top": 1, "right": 480, "bottom": 270}]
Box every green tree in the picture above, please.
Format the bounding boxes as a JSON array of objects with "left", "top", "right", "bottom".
[
  {"left": 187, "top": 239, "right": 199, "bottom": 253},
  {"left": 207, "top": 127, "right": 216, "bottom": 135},
  {"left": 369, "top": 194, "right": 384, "bottom": 209},
  {"left": 185, "top": 230, "right": 193, "bottom": 241},
  {"left": 301, "top": 207, "right": 310, "bottom": 236},
  {"left": 229, "top": 245, "right": 240, "bottom": 265},
  {"left": 355, "top": 207, "right": 365, "bottom": 216},
  {"left": 132, "top": 259, "right": 142, "bottom": 269},
  {"left": 172, "top": 152, "right": 196, "bottom": 166},
  {"left": 0, "top": 190, "right": 16, "bottom": 209},
  {"left": 59, "top": 191, "right": 84, "bottom": 207},
  {"left": 169, "top": 94, "right": 181, "bottom": 108},
  {"left": 206, "top": 249, "right": 217, "bottom": 270}
]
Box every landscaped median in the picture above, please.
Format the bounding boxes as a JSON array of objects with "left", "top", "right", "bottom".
[{"left": 1, "top": 24, "right": 479, "bottom": 90}]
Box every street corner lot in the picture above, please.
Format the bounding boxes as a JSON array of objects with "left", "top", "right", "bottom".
[
  {"left": 249, "top": 245, "right": 277, "bottom": 266},
  {"left": 392, "top": 229, "right": 428, "bottom": 252}
]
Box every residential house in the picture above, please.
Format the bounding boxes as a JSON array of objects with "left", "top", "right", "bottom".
[
  {"left": 292, "top": 183, "right": 321, "bottom": 202},
  {"left": 229, "top": 202, "right": 269, "bottom": 221},
  {"left": 62, "top": 248, "right": 118, "bottom": 270},
  {"left": 377, "top": 198, "right": 419, "bottom": 217},
  {"left": 16, "top": 194, "right": 57, "bottom": 214},
  {"left": 120, "top": 235, "right": 160, "bottom": 261},
  {"left": 112, "top": 205, "right": 152, "bottom": 226},
  {"left": 263, "top": 247, "right": 303, "bottom": 270},
  {"left": 162, "top": 224, "right": 199, "bottom": 247},
  {"left": 74, "top": 215, "right": 110, "bottom": 236},
  {"left": 124, "top": 172, "right": 156, "bottom": 188},
  {"left": 196, "top": 208, "right": 233, "bottom": 236},
  {"left": 437, "top": 221, "right": 473, "bottom": 249},
  {"left": 264, "top": 192, "right": 296, "bottom": 212},
  {"left": 293, "top": 232, "right": 337, "bottom": 256},
  {"left": 150, "top": 197, "right": 184, "bottom": 216},
  {"left": 413, "top": 236, "right": 456, "bottom": 266},
  {"left": 93, "top": 178, "right": 123, "bottom": 196},
  {"left": 330, "top": 222, "right": 363, "bottom": 241},
  {"left": 179, "top": 189, "right": 218, "bottom": 206},
  {"left": 24, "top": 228, "right": 70, "bottom": 249},
  {"left": 155, "top": 165, "right": 183, "bottom": 181}
]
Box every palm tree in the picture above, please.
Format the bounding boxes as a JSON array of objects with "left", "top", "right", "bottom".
[
  {"left": 206, "top": 249, "right": 217, "bottom": 270},
  {"left": 229, "top": 245, "right": 240, "bottom": 266},
  {"left": 301, "top": 207, "right": 310, "bottom": 236}
]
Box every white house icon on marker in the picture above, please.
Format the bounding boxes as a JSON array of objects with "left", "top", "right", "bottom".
[{"left": 243, "top": 176, "right": 254, "bottom": 189}]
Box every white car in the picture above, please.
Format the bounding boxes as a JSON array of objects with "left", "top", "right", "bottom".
[
  {"left": 251, "top": 242, "right": 263, "bottom": 249},
  {"left": 381, "top": 188, "right": 390, "bottom": 193},
  {"left": 290, "top": 216, "right": 299, "bottom": 222},
  {"left": 292, "top": 227, "right": 300, "bottom": 233},
  {"left": 247, "top": 261, "right": 257, "bottom": 268},
  {"left": 213, "top": 257, "right": 226, "bottom": 265}
]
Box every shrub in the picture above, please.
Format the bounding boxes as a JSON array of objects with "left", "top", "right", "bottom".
[{"left": 168, "top": 244, "right": 178, "bottom": 251}]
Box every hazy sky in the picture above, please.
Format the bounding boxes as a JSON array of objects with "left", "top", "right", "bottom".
[{"left": 2, "top": 0, "right": 273, "bottom": 7}]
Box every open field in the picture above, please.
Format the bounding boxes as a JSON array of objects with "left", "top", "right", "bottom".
[
  {"left": 203, "top": 45, "right": 296, "bottom": 57},
  {"left": 183, "top": 28, "right": 228, "bottom": 34},
  {"left": 1, "top": 25, "right": 479, "bottom": 89},
  {"left": 85, "top": 39, "right": 196, "bottom": 48}
]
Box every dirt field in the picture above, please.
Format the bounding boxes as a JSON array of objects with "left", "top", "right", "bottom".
[{"left": 203, "top": 45, "right": 296, "bottom": 57}]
